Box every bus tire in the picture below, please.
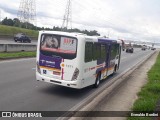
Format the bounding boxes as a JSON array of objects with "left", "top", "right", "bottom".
[
  {"left": 113, "top": 65, "right": 117, "bottom": 74},
  {"left": 111, "top": 65, "right": 117, "bottom": 76},
  {"left": 94, "top": 73, "right": 101, "bottom": 88}
]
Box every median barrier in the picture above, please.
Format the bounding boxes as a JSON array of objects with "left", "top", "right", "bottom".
[
  {"left": 0, "top": 44, "right": 37, "bottom": 52},
  {"left": 0, "top": 44, "right": 6, "bottom": 52}
]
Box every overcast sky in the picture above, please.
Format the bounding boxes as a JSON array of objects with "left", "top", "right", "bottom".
[{"left": 0, "top": 0, "right": 160, "bottom": 43}]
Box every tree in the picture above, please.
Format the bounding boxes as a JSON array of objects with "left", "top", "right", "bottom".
[
  {"left": 1, "top": 17, "right": 14, "bottom": 26},
  {"left": 53, "top": 26, "right": 61, "bottom": 31},
  {"left": 13, "top": 18, "right": 21, "bottom": 27},
  {"left": 89, "top": 30, "right": 100, "bottom": 36},
  {"left": 2, "top": 17, "right": 8, "bottom": 25},
  {"left": 7, "top": 18, "right": 14, "bottom": 26}
]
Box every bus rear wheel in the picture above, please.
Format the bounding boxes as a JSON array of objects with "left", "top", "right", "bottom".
[
  {"left": 111, "top": 65, "right": 117, "bottom": 76},
  {"left": 113, "top": 65, "right": 117, "bottom": 75},
  {"left": 94, "top": 73, "right": 101, "bottom": 88}
]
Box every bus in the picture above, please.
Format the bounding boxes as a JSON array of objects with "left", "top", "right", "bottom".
[{"left": 36, "top": 31, "right": 121, "bottom": 89}]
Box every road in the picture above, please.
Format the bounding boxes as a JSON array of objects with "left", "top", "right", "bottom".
[
  {"left": 0, "top": 39, "right": 37, "bottom": 45},
  {"left": 0, "top": 48, "right": 154, "bottom": 119}
]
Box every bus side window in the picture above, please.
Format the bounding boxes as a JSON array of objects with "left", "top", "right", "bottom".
[
  {"left": 101, "top": 44, "right": 106, "bottom": 60},
  {"left": 93, "top": 43, "right": 101, "bottom": 60},
  {"left": 85, "top": 42, "right": 93, "bottom": 62},
  {"left": 117, "top": 44, "right": 120, "bottom": 55},
  {"left": 111, "top": 44, "right": 117, "bottom": 60}
]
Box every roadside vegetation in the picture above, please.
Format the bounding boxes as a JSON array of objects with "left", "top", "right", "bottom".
[
  {"left": 128, "top": 52, "right": 160, "bottom": 120},
  {"left": 0, "top": 17, "right": 101, "bottom": 36},
  {"left": 0, "top": 25, "right": 38, "bottom": 38},
  {"left": 0, "top": 51, "right": 36, "bottom": 59}
]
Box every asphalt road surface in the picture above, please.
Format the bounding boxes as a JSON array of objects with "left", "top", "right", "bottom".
[
  {"left": 0, "top": 48, "right": 154, "bottom": 120},
  {"left": 0, "top": 38, "right": 37, "bottom": 45}
]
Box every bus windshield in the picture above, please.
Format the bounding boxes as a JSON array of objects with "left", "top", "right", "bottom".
[{"left": 40, "top": 34, "right": 77, "bottom": 59}]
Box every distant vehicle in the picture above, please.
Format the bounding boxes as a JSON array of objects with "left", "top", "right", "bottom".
[
  {"left": 125, "top": 42, "right": 134, "bottom": 53},
  {"left": 14, "top": 33, "right": 31, "bottom": 43},
  {"left": 141, "top": 45, "right": 146, "bottom": 50},
  {"left": 14, "top": 33, "right": 25, "bottom": 40},
  {"left": 151, "top": 47, "right": 156, "bottom": 50},
  {"left": 126, "top": 47, "right": 134, "bottom": 53},
  {"left": 36, "top": 31, "right": 121, "bottom": 89}
]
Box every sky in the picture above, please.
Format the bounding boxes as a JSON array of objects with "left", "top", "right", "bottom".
[{"left": 0, "top": 0, "right": 160, "bottom": 43}]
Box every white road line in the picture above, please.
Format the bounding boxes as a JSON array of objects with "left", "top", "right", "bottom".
[
  {"left": 32, "top": 68, "right": 36, "bottom": 70},
  {"left": 121, "top": 57, "right": 127, "bottom": 60},
  {"left": 0, "top": 58, "right": 36, "bottom": 64}
]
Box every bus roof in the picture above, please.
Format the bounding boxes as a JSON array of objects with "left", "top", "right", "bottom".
[
  {"left": 98, "top": 38, "right": 118, "bottom": 43},
  {"left": 39, "top": 31, "right": 119, "bottom": 44},
  {"left": 39, "top": 30, "right": 86, "bottom": 37}
]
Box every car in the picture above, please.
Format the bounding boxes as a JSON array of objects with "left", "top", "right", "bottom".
[
  {"left": 141, "top": 45, "right": 146, "bottom": 50},
  {"left": 141, "top": 48, "right": 146, "bottom": 50},
  {"left": 126, "top": 47, "right": 134, "bottom": 53},
  {"left": 151, "top": 47, "right": 156, "bottom": 50},
  {"left": 14, "top": 33, "right": 25, "bottom": 40},
  {"left": 14, "top": 33, "right": 31, "bottom": 43}
]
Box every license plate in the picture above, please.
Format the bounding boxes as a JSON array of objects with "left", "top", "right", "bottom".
[{"left": 43, "top": 70, "right": 47, "bottom": 74}]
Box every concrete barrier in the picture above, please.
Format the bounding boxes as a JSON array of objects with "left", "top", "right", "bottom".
[
  {"left": 0, "top": 44, "right": 37, "bottom": 52},
  {"left": 0, "top": 44, "right": 6, "bottom": 52}
]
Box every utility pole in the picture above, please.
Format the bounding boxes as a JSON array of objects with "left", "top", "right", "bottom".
[
  {"left": 152, "top": 41, "right": 155, "bottom": 48},
  {"left": 61, "top": 0, "right": 72, "bottom": 30},
  {"left": 0, "top": 10, "right": 1, "bottom": 24},
  {"left": 17, "top": 0, "right": 36, "bottom": 28}
]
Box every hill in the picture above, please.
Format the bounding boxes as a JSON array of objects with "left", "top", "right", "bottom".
[{"left": 0, "top": 25, "right": 38, "bottom": 39}]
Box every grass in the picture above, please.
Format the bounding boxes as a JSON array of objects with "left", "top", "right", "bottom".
[
  {"left": 0, "top": 25, "right": 38, "bottom": 38},
  {"left": 128, "top": 52, "right": 160, "bottom": 120},
  {"left": 0, "top": 51, "right": 36, "bottom": 59}
]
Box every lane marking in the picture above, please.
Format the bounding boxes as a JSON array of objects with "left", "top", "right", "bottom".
[
  {"left": 0, "top": 58, "right": 36, "bottom": 64},
  {"left": 121, "top": 57, "right": 127, "bottom": 60},
  {"left": 32, "top": 68, "right": 36, "bottom": 70}
]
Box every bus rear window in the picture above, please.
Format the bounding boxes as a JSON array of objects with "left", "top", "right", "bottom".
[{"left": 40, "top": 34, "right": 77, "bottom": 59}]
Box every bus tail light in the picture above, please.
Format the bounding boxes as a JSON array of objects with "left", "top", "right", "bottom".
[
  {"left": 53, "top": 71, "right": 61, "bottom": 75},
  {"left": 71, "top": 68, "right": 79, "bottom": 81},
  {"left": 37, "top": 62, "right": 41, "bottom": 74}
]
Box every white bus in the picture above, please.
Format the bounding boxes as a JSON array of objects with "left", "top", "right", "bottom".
[{"left": 36, "top": 31, "right": 121, "bottom": 89}]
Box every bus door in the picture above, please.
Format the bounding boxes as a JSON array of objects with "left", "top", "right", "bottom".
[
  {"left": 117, "top": 44, "right": 121, "bottom": 69},
  {"left": 107, "top": 44, "right": 116, "bottom": 75},
  {"left": 105, "top": 44, "right": 111, "bottom": 76},
  {"left": 95, "top": 43, "right": 108, "bottom": 80}
]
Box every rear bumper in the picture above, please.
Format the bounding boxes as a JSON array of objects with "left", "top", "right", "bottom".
[{"left": 36, "top": 72, "right": 82, "bottom": 89}]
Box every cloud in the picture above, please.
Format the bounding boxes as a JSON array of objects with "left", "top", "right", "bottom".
[
  {"left": 0, "top": 5, "right": 17, "bottom": 16},
  {"left": 0, "top": 0, "right": 160, "bottom": 43}
]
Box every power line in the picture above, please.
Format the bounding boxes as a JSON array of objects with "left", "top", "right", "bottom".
[
  {"left": 17, "top": 0, "right": 37, "bottom": 28},
  {"left": 61, "top": 0, "right": 72, "bottom": 30},
  {"left": 0, "top": 10, "right": 1, "bottom": 24}
]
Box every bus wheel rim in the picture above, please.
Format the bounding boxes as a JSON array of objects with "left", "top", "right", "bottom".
[{"left": 97, "top": 76, "right": 100, "bottom": 85}]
